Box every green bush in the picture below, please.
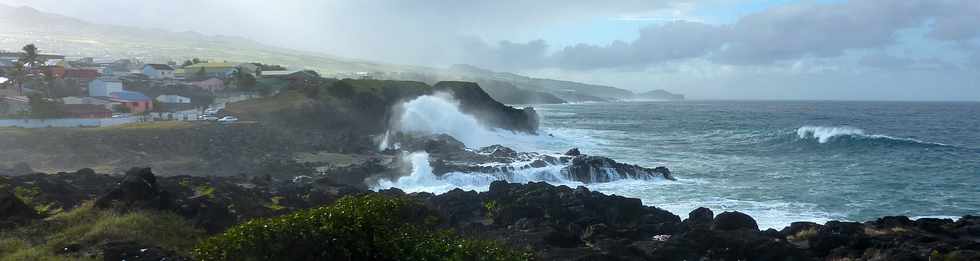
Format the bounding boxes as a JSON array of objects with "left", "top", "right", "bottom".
[{"left": 193, "top": 194, "right": 533, "bottom": 261}]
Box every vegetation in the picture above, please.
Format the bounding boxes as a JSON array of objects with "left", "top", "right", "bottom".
[
  {"left": 193, "top": 194, "right": 532, "bottom": 261},
  {"left": 27, "top": 94, "right": 63, "bottom": 118},
  {"left": 0, "top": 202, "right": 205, "bottom": 260}
]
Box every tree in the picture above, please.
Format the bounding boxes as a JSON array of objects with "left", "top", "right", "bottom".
[
  {"left": 27, "top": 94, "right": 62, "bottom": 118},
  {"left": 193, "top": 67, "right": 207, "bottom": 81},
  {"left": 12, "top": 44, "right": 46, "bottom": 96},
  {"left": 18, "top": 44, "right": 40, "bottom": 68},
  {"left": 11, "top": 63, "right": 26, "bottom": 95}
]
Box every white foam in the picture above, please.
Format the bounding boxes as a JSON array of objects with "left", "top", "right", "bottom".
[
  {"left": 797, "top": 126, "right": 865, "bottom": 143},
  {"left": 384, "top": 94, "right": 547, "bottom": 151},
  {"left": 796, "top": 125, "right": 952, "bottom": 147},
  {"left": 373, "top": 151, "right": 579, "bottom": 194}
]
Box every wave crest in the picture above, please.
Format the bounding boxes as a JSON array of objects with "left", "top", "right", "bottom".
[
  {"left": 795, "top": 125, "right": 952, "bottom": 148},
  {"left": 796, "top": 126, "right": 866, "bottom": 143}
]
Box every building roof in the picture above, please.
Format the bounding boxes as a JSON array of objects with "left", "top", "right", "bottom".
[
  {"left": 65, "top": 68, "right": 100, "bottom": 78},
  {"left": 182, "top": 62, "right": 238, "bottom": 69},
  {"left": 144, "top": 64, "right": 175, "bottom": 71},
  {"left": 109, "top": 91, "right": 151, "bottom": 102},
  {"left": 156, "top": 94, "right": 190, "bottom": 99}
]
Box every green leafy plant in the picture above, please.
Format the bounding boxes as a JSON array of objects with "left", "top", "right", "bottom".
[{"left": 193, "top": 194, "right": 533, "bottom": 261}]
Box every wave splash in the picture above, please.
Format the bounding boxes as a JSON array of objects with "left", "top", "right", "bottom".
[
  {"left": 373, "top": 152, "right": 579, "bottom": 194},
  {"left": 382, "top": 94, "right": 544, "bottom": 151},
  {"left": 796, "top": 126, "right": 866, "bottom": 144},
  {"left": 795, "top": 125, "right": 952, "bottom": 148}
]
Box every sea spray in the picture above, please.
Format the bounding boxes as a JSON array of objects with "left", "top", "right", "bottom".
[
  {"left": 382, "top": 94, "right": 549, "bottom": 151},
  {"left": 796, "top": 126, "right": 865, "bottom": 143},
  {"left": 374, "top": 151, "right": 583, "bottom": 194}
]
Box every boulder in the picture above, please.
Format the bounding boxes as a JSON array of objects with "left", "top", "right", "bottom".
[
  {"left": 711, "top": 211, "right": 759, "bottom": 231},
  {"left": 563, "top": 155, "right": 674, "bottom": 183},
  {"left": 808, "top": 221, "right": 867, "bottom": 256},
  {"left": 564, "top": 148, "right": 581, "bottom": 157},
  {"left": 94, "top": 167, "right": 173, "bottom": 211},
  {"left": 684, "top": 207, "right": 714, "bottom": 229}
]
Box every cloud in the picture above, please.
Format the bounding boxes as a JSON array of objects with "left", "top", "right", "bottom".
[
  {"left": 471, "top": 0, "right": 980, "bottom": 71},
  {"left": 554, "top": 21, "right": 724, "bottom": 70}
]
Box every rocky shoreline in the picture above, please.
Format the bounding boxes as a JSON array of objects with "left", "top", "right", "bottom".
[{"left": 3, "top": 166, "right": 978, "bottom": 260}]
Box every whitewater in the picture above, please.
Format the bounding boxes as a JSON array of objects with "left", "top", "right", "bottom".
[{"left": 375, "top": 97, "right": 980, "bottom": 229}]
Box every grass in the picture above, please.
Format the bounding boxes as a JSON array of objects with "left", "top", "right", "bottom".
[
  {"left": 97, "top": 121, "right": 194, "bottom": 131},
  {"left": 0, "top": 202, "right": 205, "bottom": 260},
  {"left": 787, "top": 227, "right": 818, "bottom": 242}
]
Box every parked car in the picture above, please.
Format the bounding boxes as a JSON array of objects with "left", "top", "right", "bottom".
[
  {"left": 201, "top": 115, "right": 219, "bottom": 121},
  {"left": 217, "top": 116, "right": 238, "bottom": 123}
]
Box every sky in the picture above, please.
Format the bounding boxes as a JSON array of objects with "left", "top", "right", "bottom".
[{"left": 1, "top": 0, "right": 978, "bottom": 100}]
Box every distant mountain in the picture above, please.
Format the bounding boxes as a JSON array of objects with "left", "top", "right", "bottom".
[
  {"left": 0, "top": 4, "right": 634, "bottom": 104},
  {"left": 0, "top": 4, "right": 409, "bottom": 73},
  {"left": 446, "top": 64, "right": 634, "bottom": 103},
  {"left": 637, "top": 89, "right": 685, "bottom": 101}
]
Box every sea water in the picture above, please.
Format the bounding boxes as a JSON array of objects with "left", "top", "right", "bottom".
[{"left": 378, "top": 97, "right": 980, "bottom": 229}]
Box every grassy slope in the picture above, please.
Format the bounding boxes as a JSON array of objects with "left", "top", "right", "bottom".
[{"left": 0, "top": 202, "right": 204, "bottom": 260}]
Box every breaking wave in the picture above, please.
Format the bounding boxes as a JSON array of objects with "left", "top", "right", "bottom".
[
  {"left": 373, "top": 152, "right": 577, "bottom": 194},
  {"left": 795, "top": 126, "right": 954, "bottom": 148},
  {"left": 381, "top": 94, "right": 545, "bottom": 151}
]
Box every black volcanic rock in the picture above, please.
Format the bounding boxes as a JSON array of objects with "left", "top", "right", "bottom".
[
  {"left": 711, "top": 211, "right": 759, "bottom": 231},
  {"left": 564, "top": 155, "right": 674, "bottom": 182},
  {"left": 684, "top": 207, "right": 714, "bottom": 229},
  {"left": 95, "top": 167, "right": 174, "bottom": 211},
  {"left": 564, "top": 148, "right": 581, "bottom": 156},
  {"left": 433, "top": 81, "right": 539, "bottom": 133},
  {"left": 0, "top": 189, "right": 40, "bottom": 228}
]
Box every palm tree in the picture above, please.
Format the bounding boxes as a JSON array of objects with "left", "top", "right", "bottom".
[
  {"left": 14, "top": 44, "right": 44, "bottom": 96},
  {"left": 11, "top": 63, "right": 26, "bottom": 95},
  {"left": 19, "top": 44, "right": 40, "bottom": 68}
]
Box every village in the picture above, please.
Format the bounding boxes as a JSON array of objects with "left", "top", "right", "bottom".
[{"left": 0, "top": 44, "right": 329, "bottom": 128}]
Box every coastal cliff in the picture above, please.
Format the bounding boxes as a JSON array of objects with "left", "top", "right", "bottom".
[{"left": 226, "top": 79, "right": 539, "bottom": 134}]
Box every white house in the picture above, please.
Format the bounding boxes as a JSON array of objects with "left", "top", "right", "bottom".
[
  {"left": 142, "top": 64, "right": 176, "bottom": 79},
  {"left": 155, "top": 94, "right": 191, "bottom": 104},
  {"left": 88, "top": 78, "right": 123, "bottom": 97}
]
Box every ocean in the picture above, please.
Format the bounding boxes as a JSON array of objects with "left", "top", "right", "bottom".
[{"left": 379, "top": 99, "right": 980, "bottom": 229}]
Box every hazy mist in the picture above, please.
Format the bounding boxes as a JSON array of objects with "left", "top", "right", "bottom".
[{"left": 1, "top": 0, "right": 978, "bottom": 100}]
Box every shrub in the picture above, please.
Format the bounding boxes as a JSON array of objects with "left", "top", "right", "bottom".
[{"left": 194, "top": 194, "right": 533, "bottom": 261}]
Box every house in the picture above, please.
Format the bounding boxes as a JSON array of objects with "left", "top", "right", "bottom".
[
  {"left": 65, "top": 68, "right": 100, "bottom": 81},
  {"left": 0, "top": 96, "right": 30, "bottom": 116},
  {"left": 108, "top": 91, "right": 153, "bottom": 113},
  {"left": 61, "top": 104, "right": 112, "bottom": 118},
  {"left": 190, "top": 77, "right": 225, "bottom": 92},
  {"left": 88, "top": 78, "right": 123, "bottom": 97},
  {"left": 181, "top": 63, "right": 238, "bottom": 79},
  {"left": 155, "top": 94, "right": 191, "bottom": 104},
  {"left": 64, "top": 68, "right": 100, "bottom": 88},
  {"left": 263, "top": 70, "right": 319, "bottom": 86},
  {"left": 62, "top": 96, "right": 121, "bottom": 110},
  {"left": 142, "top": 64, "right": 176, "bottom": 79}
]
